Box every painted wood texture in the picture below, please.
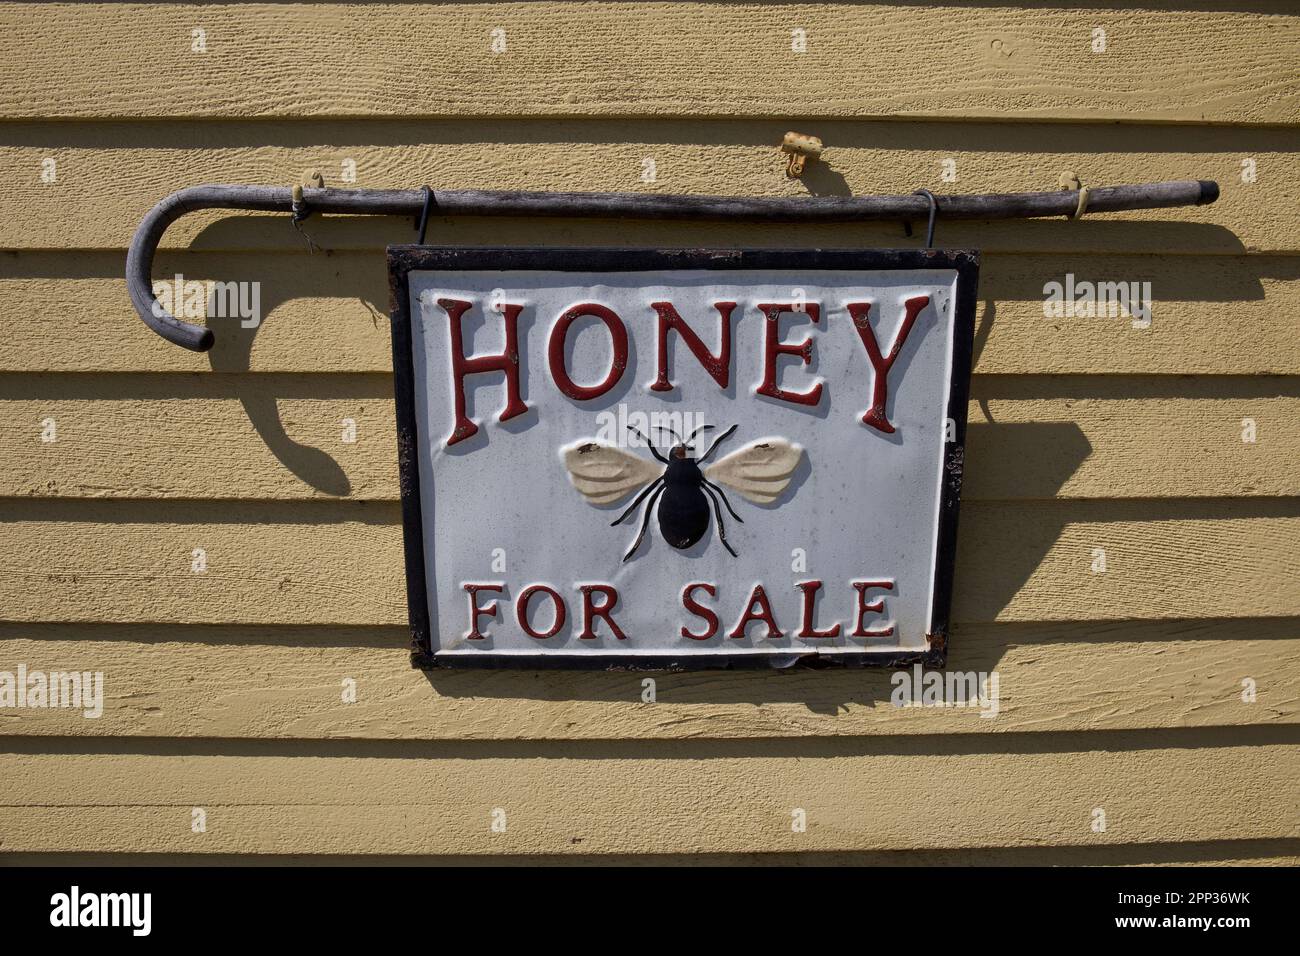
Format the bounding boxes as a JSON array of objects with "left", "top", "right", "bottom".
[
  {"left": 4, "top": 848, "right": 1298, "bottom": 866},
  {"left": 0, "top": 622, "right": 1294, "bottom": 740},
  {"left": 3, "top": 253, "right": 1298, "bottom": 375},
  {"left": 1, "top": 123, "right": 1295, "bottom": 252},
  {"left": 1, "top": 4, "right": 1297, "bottom": 123},
  {"left": 1, "top": 737, "right": 1295, "bottom": 855},
  {"left": 0, "top": 2, "right": 1296, "bottom": 863},
  {"left": 0, "top": 500, "right": 1295, "bottom": 624},
  {"left": 1, "top": 378, "right": 1296, "bottom": 500}
]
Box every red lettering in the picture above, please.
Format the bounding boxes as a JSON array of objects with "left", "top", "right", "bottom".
[
  {"left": 463, "top": 583, "right": 505, "bottom": 640},
  {"left": 755, "top": 303, "right": 822, "bottom": 407},
  {"left": 516, "top": 584, "right": 567, "bottom": 639},
  {"left": 680, "top": 582, "right": 719, "bottom": 640},
  {"left": 578, "top": 583, "right": 627, "bottom": 640},
  {"left": 649, "top": 301, "right": 735, "bottom": 392},
  {"left": 796, "top": 580, "right": 841, "bottom": 638},
  {"left": 851, "top": 580, "right": 895, "bottom": 637},
  {"left": 848, "top": 296, "right": 929, "bottom": 434},
  {"left": 729, "top": 584, "right": 784, "bottom": 639},
  {"left": 440, "top": 298, "right": 529, "bottom": 448},
  {"left": 548, "top": 303, "right": 629, "bottom": 401}
]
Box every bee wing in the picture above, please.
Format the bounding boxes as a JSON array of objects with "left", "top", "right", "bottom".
[
  {"left": 703, "top": 437, "right": 804, "bottom": 505},
  {"left": 561, "top": 441, "right": 663, "bottom": 506}
]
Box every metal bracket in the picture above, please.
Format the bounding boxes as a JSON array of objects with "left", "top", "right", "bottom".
[
  {"left": 913, "top": 188, "right": 939, "bottom": 248},
  {"left": 781, "top": 131, "right": 824, "bottom": 178},
  {"left": 125, "top": 180, "right": 1219, "bottom": 352},
  {"left": 415, "top": 186, "right": 435, "bottom": 245}
]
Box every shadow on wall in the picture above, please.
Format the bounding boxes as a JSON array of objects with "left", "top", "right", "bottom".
[
  {"left": 184, "top": 211, "right": 1273, "bottom": 505},
  {"left": 206, "top": 308, "right": 355, "bottom": 496},
  {"left": 103, "top": 211, "right": 1277, "bottom": 709}
]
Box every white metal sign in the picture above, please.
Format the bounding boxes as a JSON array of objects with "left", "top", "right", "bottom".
[{"left": 389, "top": 248, "right": 977, "bottom": 669}]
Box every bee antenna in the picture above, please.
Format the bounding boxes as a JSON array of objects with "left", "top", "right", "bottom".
[
  {"left": 697, "top": 424, "right": 738, "bottom": 464},
  {"left": 627, "top": 425, "right": 668, "bottom": 463},
  {"left": 683, "top": 423, "right": 716, "bottom": 446}
]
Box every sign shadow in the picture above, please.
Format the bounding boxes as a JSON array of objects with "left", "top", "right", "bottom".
[{"left": 422, "top": 417, "right": 1091, "bottom": 710}]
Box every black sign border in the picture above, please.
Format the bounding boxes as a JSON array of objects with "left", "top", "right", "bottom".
[{"left": 388, "top": 246, "right": 979, "bottom": 671}]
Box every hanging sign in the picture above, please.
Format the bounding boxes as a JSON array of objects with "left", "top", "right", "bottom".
[{"left": 389, "top": 248, "right": 978, "bottom": 669}]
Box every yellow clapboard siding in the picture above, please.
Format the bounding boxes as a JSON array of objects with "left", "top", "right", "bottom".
[
  {"left": 0, "top": 378, "right": 397, "bottom": 502},
  {"left": 1, "top": 376, "right": 1296, "bottom": 500},
  {"left": 0, "top": 4, "right": 1296, "bottom": 123},
  {"left": 0, "top": 738, "right": 1294, "bottom": 854},
  {"left": 1, "top": 121, "right": 1293, "bottom": 252},
  {"left": 0, "top": 621, "right": 1294, "bottom": 740},
  {"left": 2, "top": 252, "right": 1298, "bottom": 375},
  {"left": 0, "top": 500, "right": 1294, "bottom": 625},
  {"left": 0, "top": 0, "right": 1292, "bottom": 871},
  {"left": 6, "top": 846, "right": 1299, "bottom": 866}
]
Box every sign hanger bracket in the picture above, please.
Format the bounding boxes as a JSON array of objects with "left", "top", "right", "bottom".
[{"left": 125, "top": 179, "right": 1219, "bottom": 352}]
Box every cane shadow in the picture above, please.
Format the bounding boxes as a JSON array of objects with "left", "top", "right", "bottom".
[
  {"left": 186, "top": 229, "right": 395, "bottom": 496},
  {"left": 205, "top": 304, "right": 355, "bottom": 496}
]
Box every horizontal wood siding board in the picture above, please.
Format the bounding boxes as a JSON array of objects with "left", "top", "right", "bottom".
[
  {"left": 3, "top": 843, "right": 1299, "bottom": 866},
  {"left": 0, "top": 375, "right": 1296, "bottom": 500},
  {"left": 0, "top": 622, "right": 1294, "bottom": 739},
  {"left": 0, "top": 499, "right": 1295, "bottom": 624},
  {"left": 0, "top": 4, "right": 1296, "bottom": 123},
  {"left": 1, "top": 120, "right": 1294, "bottom": 251},
  {"left": 0, "top": 736, "right": 1295, "bottom": 853},
  {"left": 2, "top": 252, "right": 1298, "bottom": 374}
]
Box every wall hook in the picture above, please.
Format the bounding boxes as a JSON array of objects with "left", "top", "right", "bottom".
[
  {"left": 289, "top": 180, "right": 320, "bottom": 253},
  {"left": 913, "top": 188, "right": 939, "bottom": 248},
  {"left": 416, "top": 186, "right": 435, "bottom": 245},
  {"left": 292, "top": 170, "right": 325, "bottom": 223},
  {"left": 1057, "top": 171, "right": 1091, "bottom": 220},
  {"left": 781, "top": 132, "right": 823, "bottom": 178}
]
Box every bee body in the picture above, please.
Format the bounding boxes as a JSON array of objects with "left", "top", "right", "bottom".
[
  {"left": 658, "top": 452, "right": 711, "bottom": 550},
  {"left": 563, "top": 424, "right": 804, "bottom": 563}
]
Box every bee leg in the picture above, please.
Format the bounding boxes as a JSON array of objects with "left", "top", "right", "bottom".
[
  {"left": 611, "top": 476, "right": 664, "bottom": 526},
  {"left": 701, "top": 478, "right": 743, "bottom": 523},
  {"left": 623, "top": 485, "right": 664, "bottom": 562},
  {"left": 702, "top": 485, "right": 739, "bottom": 558}
]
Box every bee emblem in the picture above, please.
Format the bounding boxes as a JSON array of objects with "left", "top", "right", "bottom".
[{"left": 562, "top": 425, "right": 804, "bottom": 561}]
